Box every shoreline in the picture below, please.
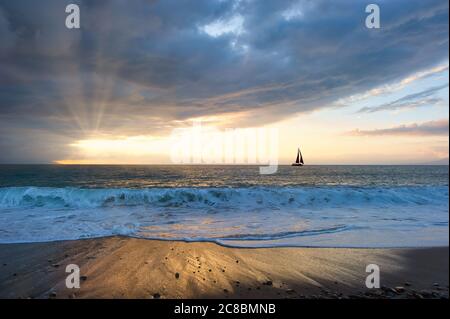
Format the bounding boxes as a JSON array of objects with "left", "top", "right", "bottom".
[
  {"left": 2, "top": 234, "right": 449, "bottom": 249},
  {"left": 0, "top": 236, "right": 448, "bottom": 299}
]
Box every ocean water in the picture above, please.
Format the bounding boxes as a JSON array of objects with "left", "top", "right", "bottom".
[{"left": 0, "top": 165, "right": 448, "bottom": 247}]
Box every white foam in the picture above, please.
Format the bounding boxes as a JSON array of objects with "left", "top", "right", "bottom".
[
  {"left": 0, "top": 186, "right": 447, "bottom": 209},
  {"left": 0, "top": 186, "right": 448, "bottom": 246}
]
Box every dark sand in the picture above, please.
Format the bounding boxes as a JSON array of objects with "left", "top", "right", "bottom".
[{"left": 0, "top": 237, "right": 448, "bottom": 299}]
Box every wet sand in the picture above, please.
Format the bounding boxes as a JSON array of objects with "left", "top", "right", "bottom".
[{"left": 0, "top": 237, "right": 448, "bottom": 299}]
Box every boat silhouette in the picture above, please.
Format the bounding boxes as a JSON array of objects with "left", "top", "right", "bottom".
[{"left": 291, "top": 148, "right": 304, "bottom": 166}]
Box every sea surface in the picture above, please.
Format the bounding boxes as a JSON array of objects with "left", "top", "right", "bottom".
[{"left": 0, "top": 165, "right": 448, "bottom": 247}]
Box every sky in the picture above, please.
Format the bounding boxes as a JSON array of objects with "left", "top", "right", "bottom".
[{"left": 0, "top": 0, "right": 448, "bottom": 165}]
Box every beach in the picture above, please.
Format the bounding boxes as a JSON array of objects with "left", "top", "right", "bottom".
[
  {"left": 0, "top": 237, "right": 448, "bottom": 299},
  {"left": 0, "top": 167, "right": 448, "bottom": 299}
]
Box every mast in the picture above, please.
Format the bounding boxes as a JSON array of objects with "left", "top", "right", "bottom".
[{"left": 292, "top": 147, "right": 304, "bottom": 166}]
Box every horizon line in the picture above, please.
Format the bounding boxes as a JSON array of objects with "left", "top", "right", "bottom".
[{"left": 0, "top": 163, "right": 448, "bottom": 166}]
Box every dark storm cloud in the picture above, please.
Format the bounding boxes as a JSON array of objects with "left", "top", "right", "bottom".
[
  {"left": 348, "top": 119, "right": 449, "bottom": 136},
  {"left": 0, "top": 0, "right": 449, "bottom": 162},
  {"left": 357, "top": 83, "right": 449, "bottom": 113}
]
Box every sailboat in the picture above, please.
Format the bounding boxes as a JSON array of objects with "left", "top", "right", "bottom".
[{"left": 291, "top": 147, "right": 304, "bottom": 166}]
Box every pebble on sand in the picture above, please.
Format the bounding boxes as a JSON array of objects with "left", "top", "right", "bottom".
[{"left": 286, "top": 289, "right": 295, "bottom": 294}]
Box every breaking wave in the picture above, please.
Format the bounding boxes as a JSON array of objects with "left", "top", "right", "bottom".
[
  {"left": 0, "top": 186, "right": 447, "bottom": 247},
  {"left": 0, "top": 186, "right": 447, "bottom": 209}
]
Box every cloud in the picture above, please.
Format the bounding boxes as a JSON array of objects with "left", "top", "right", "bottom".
[
  {"left": 201, "top": 14, "right": 244, "bottom": 37},
  {"left": 0, "top": 0, "right": 449, "bottom": 162},
  {"left": 357, "top": 83, "right": 449, "bottom": 113},
  {"left": 335, "top": 63, "right": 449, "bottom": 106},
  {"left": 348, "top": 119, "right": 449, "bottom": 136},
  {"left": 0, "top": 8, "right": 14, "bottom": 51}
]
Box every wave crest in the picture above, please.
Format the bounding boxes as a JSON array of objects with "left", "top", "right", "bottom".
[{"left": 0, "top": 186, "right": 447, "bottom": 209}]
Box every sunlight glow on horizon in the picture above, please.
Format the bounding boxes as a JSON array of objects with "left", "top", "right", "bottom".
[
  {"left": 54, "top": 63, "right": 449, "bottom": 166},
  {"left": 55, "top": 120, "right": 449, "bottom": 165}
]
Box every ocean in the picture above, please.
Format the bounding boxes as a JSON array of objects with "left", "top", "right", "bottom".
[{"left": 0, "top": 165, "right": 448, "bottom": 247}]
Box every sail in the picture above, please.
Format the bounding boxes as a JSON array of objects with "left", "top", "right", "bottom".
[{"left": 292, "top": 147, "right": 304, "bottom": 166}]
